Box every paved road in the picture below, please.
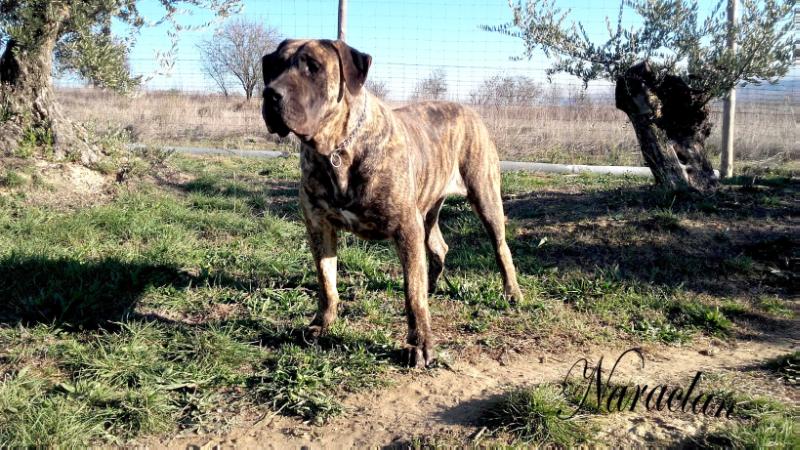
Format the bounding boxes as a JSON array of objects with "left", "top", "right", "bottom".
[{"left": 135, "top": 144, "right": 656, "bottom": 178}]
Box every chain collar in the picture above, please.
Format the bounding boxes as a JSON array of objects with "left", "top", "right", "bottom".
[{"left": 330, "top": 94, "right": 368, "bottom": 168}]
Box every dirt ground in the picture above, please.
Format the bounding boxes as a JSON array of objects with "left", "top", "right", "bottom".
[{"left": 159, "top": 329, "right": 798, "bottom": 448}]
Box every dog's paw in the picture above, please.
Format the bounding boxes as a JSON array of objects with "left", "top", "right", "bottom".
[
  {"left": 505, "top": 287, "right": 524, "bottom": 305},
  {"left": 305, "top": 324, "right": 326, "bottom": 340},
  {"left": 305, "top": 313, "right": 336, "bottom": 341},
  {"left": 403, "top": 344, "right": 436, "bottom": 368}
]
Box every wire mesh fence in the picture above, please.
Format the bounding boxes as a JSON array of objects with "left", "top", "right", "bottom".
[{"left": 55, "top": 0, "right": 799, "bottom": 166}]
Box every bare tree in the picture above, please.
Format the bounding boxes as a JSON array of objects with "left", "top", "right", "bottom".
[
  {"left": 198, "top": 18, "right": 281, "bottom": 100},
  {"left": 542, "top": 84, "right": 563, "bottom": 105},
  {"left": 470, "top": 75, "right": 542, "bottom": 107},
  {"left": 201, "top": 48, "right": 231, "bottom": 97},
  {"left": 411, "top": 69, "right": 448, "bottom": 101},
  {"left": 366, "top": 79, "right": 389, "bottom": 100}
]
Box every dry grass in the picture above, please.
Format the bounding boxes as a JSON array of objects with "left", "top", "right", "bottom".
[
  {"left": 57, "top": 88, "right": 291, "bottom": 151},
  {"left": 57, "top": 87, "right": 798, "bottom": 166}
]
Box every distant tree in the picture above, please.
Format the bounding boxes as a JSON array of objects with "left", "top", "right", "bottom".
[
  {"left": 198, "top": 18, "right": 280, "bottom": 100},
  {"left": 0, "top": 0, "right": 241, "bottom": 164},
  {"left": 487, "top": 0, "right": 795, "bottom": 192},
  {"left": 541, "top": 83, "right": 563, "bottom": 105},
  {"left": 470, "top": 75, "right": 542, "bottom": 107},
  {"left": 565, "top": 87, "right": 593, "bottom": 107},
  {"left": 366, "top": 79, "right": 389, "bottom": 100},
  {"left": 200, "top": 43, "right": 232, "bottom": 97},
  {"left": 411, "top": 69, "right": 448, "bottom": 101}
]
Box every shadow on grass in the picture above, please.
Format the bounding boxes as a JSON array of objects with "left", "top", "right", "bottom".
[
  {"left": 504, "top": 176, "right": 800, "bottom": 224},
  {"left": 178, "top": 176, "right": 301, "bottom": 220},
  {"left": 250, "top": 321, "right": 402, "bottom": 362},
  {"left": 439, "top": 179, "right": 798, "bottom": 299},
  {"left": 0, "top": 254, "right": 250, "bottom": 329},
  {"left": 0, "top": 252, "right": 403, "bottom": 361}
]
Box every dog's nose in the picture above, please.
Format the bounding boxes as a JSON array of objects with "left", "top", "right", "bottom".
[{"left": 264, "top": 87, "right": 282, "bottom": 105}]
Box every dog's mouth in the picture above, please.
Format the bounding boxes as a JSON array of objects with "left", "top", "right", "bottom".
[
  {"left": 263, "top": 110, "right": 292, "bottom": 137},
  {"left": 262, "top": 102, "right": 292, "bottom": 138}
]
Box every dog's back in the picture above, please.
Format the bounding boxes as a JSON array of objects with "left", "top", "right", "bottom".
[{"left": 388, "top": 100, "right": 501, "bottom": 210}]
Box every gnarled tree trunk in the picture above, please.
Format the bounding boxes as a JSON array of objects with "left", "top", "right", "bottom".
[
  {"left": 615, "top": 62, "right": 718, "bottom": 193},
  {"left": 0, "top": 4, "right": 100, "bottom": 165}
]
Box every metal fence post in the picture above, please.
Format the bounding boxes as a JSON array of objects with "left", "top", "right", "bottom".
[
  {"left": 338, "top": 0, "right": 347, "bottom": 41},
  {"left": 720, "top": 0, "right": 737, "bottom": 179}
]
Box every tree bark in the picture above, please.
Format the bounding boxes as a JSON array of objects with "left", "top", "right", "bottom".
[
  {"left": 0, "top": 5, "right": 100, "bottom": 165},
  {"left": 615, "top": 62, "right": 719, "bottom": 193}
]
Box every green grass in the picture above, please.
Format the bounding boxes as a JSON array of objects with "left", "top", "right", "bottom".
[
  {"left": 0, "top": 154, "right": 797, "bottom": 445},
  {"left": 484, "top": 382, "right": 798, "bottom": 448},
  {"left": 0, "top": 156, "right": 394, "bottom": 444},
  {"left": 480, "top": 384, "right": 593, "bottom": 445},
  {"left": 253, "top": 325, "right": 393, "bottom": 424},
  {"left": 700, "top": 394, "right": 799, "bottom": 449},
  {"left": 0, "top": 169, "right": 27, "bottom": 188},
  {"left": 754, "top": 296, "right": 795, "bottom": 319},
  {"left": 764, "top": 352, "right": 799, "bottom": 386},
  {"left": 0, "top": 321, "right": 262, "bottom": 445}
]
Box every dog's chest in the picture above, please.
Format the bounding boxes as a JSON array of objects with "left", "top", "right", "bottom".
[{"left": 301, "top": 155, "right": 391, "bottom": 239}]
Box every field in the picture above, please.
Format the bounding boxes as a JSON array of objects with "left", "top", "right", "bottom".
[
  {"left": 56, "top": 88, "right": 799, "bottom": 167},
  {"left": 0, "top": 153, "right": 797, "bottom": 447}
]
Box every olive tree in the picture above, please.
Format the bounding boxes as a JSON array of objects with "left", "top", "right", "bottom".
[
  {"left": 488, "top": 0, "right": 795, "bottom": 192},
  {"left": 0, "top": 0, "right": 241, "bottom": 164}
]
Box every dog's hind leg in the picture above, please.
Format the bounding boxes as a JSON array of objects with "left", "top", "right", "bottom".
[
  {"left": 463, "top": 163, "right": 524, "bottom": 303},
  {"left": 424, "top": 198, "right": 449, "bottom": 294}
]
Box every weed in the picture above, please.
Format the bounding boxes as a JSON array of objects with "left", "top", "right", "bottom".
[
  {"left": 764, "top": 352, "right": 799, "bottom": 386},
  {"left": 669, "top": 302, "right": 732, "bottom": 336},
  {"left": 621, "top": 316, "right": 693, "bottom": 344},
  {"left": 723, "top": 255, "right": 756, "bottom": 273},
  {"left": 253, "top": 326, "right": 390, "bottom": 424},
  {"left": 14, "top": 124, "right": 54, "bottom": 159},
  {"left": 699, "top": 394, "right": 799, "bottom": 449},
  {"left": 755, "top": 296, "right": 794, "bottom": 318},
  {"left": 0, "top": 170, "right": 27, "bottom": 188},
  {"left": 650, "top": 208, "right": 682, "bottom": 231},
  {"left": 0, "top": 95, "right": 13, "bottom": 123},
  {"left": 480, "top": 384, "right": 593, "bottom": 445}
]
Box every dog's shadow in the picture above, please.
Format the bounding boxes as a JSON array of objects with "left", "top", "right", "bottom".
[{"left": 0, "top": 254, "right": 229, "bottom": 328}]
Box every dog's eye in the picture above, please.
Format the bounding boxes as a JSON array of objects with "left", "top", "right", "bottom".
[{"left": 306, "top": 59, "right": 320, "bottom": 75}]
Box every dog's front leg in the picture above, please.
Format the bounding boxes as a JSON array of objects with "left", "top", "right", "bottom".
[
  {"left": 394, "top": 212, "right": 435, "bottom": 368},
  {"left": 302, "top": 209, "right": 339, "bottom": 337}
]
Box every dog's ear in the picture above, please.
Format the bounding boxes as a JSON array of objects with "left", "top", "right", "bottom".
[
  {"left": 330, "top": 40, "right": 372, "bottom": 101},
  {"left": 262, "top": 39, "right": 290, "bottom": 83},
  {"left": 262, "top": 50, "right": 278, "bottom": 83}
]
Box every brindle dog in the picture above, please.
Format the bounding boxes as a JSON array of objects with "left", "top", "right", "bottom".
[{"left": 262, "top": 39, "right": 523, "bottom": 367}]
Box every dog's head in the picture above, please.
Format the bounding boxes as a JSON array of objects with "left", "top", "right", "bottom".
[{"left": 261, "top": 39, "right": 372, "bottom": 140}]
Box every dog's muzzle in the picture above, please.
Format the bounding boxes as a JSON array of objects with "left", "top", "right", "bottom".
[{"left": 262, "top": 87, "right": 291, "bottom": 137}]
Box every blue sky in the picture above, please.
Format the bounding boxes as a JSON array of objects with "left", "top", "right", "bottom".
[
  {"left": 111, "top": 0, "right": 631, "bottom": 98},
  {"left": 99, "top": 0, "right": 796, "bottom": 101}
]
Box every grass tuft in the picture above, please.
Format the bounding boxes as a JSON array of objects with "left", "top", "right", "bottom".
[
  {"left": 764, "top": 352, "right": 799, "bottom": 386},
  {"left": 0, "top": 169, "right": 27, "bottom": 188},
  {"left": 700, "top": 394, "right": 799, "bottom": 449},
  {"left": 480, "top": 385, "right": 592, "bottom": 445},
  {"left": 253, "top": 328, "right": 391, "bottom": 424},
  {"left": 668, "top": 302, "right": 732, "bottom": 337}
]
